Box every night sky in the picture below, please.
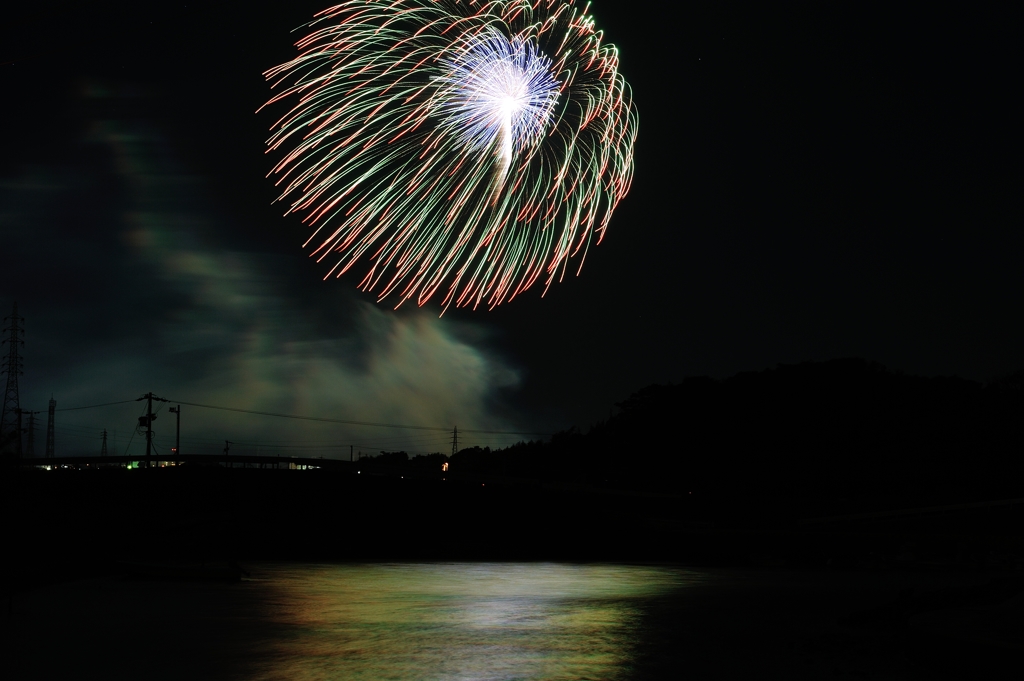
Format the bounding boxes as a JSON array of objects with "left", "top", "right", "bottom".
[{"left": 1, "top": 3, "right": 1020, "bottom": 458}]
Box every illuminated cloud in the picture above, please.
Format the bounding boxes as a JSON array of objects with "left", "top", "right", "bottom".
[{"left": 0, "top": 86, "right": 524, "bottom": 457}]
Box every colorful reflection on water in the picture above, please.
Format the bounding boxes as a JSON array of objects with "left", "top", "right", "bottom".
[{"left": 250, "top": 563, "right": 699, "bottom": 681}]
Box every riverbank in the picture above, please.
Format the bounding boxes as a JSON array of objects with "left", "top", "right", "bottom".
[{"left": 3, "top": 467, "right": 1022, "bottom": 569}]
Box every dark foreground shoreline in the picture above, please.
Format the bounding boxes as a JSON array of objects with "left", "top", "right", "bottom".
[
  {"left": 3, "top": 466, "right": 1022, "bottom": 680},
  {"left": 4, "top": 466, "right": 1022, "bottom": 567}
]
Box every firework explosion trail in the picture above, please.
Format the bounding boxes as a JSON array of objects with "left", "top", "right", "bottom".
[{"left": 261, "top": 0, "right": 637, "bottom": 311}]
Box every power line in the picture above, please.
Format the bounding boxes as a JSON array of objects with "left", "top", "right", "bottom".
[
  {"left": 230, "top": 440, "right": 349, "bottom": 448},
  {"left": 55, "top": 399, "right": 136, "bottom": 412},
  {"left": 54, "top": 424, "right": 526, "bottom": 453},
  {"left": 45, "top": 395, "right": 546, "bottom": 436},
  {"left": 122, "top": 403, "right": 146, "bottom": 456},
  {"left": 165, "top": 398, "right": 547, "bottom": 436}
]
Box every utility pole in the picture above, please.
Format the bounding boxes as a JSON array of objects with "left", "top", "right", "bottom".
[
  {"left": 1, "top": 303, "right": 25, "bottom": 456},
  {"left": 224, "top": 440, "right": 232, "bottom": 468},
  {"left": 100, "top": 429, "right": 108, "bottom": 457},
  {"left": 23, "top": 410, "right": 39, "bottom": 457},
  {"left": 168, "top": 405, "right": 180, "bottom": 463},
  {"left": 136, "top": 392, "right": 167, "bottom": 468},
  {"left": 350, "top": 444, "right": 353, "bottom": 462},
  {"left": 16, "top": 409, "right": 23, "bottom": 457},
  {"left": 45, "top": 397, "right": 55, "bottom": 458},
  {"left": 146, "top": 393, "right": 153, "bottom": 466}
]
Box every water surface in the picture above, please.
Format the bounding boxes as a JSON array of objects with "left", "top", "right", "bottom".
[
  {"left": 249, "top": 563, "right": 697, "bottom": 681},
  {"left": 6, "top": 562, "right": 1006, "bottom": 680}
]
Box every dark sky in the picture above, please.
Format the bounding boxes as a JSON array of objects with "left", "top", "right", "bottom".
[{"left": 1, "top": 2, "right": 1020, "bottom": 457}]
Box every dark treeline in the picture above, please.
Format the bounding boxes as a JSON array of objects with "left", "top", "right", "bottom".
[
  {"left": 383, "top": 359, "right": 1023, "bottom": 516},
  {"left": 3, "top": 359, "right": 1022, "bottom": 565}
]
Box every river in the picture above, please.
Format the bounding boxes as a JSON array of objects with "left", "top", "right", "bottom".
[{"left": 3, "top": 562, "right": 1015, "bottom": 679}]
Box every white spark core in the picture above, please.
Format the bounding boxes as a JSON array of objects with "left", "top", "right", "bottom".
[{"left": 435, "top": 29, "right": 561, "bottom": 192}]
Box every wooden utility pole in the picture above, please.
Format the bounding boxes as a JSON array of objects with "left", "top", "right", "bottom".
[
  {"left": 21, "top": 410, "right": 39, "bottom": 457},
  {"left": 145, "top": 393, "right": 153, "bottom": 467},
  {"left": 45, "top": 397, "right": 55, "bottom": 458},
  {"left": 136, "top": 393, "right": 167, "bottom": 468}
]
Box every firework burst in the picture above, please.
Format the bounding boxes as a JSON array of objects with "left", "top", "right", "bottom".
[{"left": 262, "top": 0, "right": 637, "bottom": 311}]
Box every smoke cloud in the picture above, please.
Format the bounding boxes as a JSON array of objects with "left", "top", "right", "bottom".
[{"left": 0, "top": 84, "right": 525, "bottom": 458}]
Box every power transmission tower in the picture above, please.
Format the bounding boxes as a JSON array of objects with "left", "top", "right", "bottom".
[
  {"left": 45, "top": 397, "right": 55, "bottom": 458},
  {"left": 450, "top": 425, "right": 459, "bottom": 458},
  {"left": 100, "top": 429, "right": 108, "bottom": 457},
  {"left": 1, "top": 303, "right": 25, "bottom": 456},
  {"left": 23, "top": 410, "right": 39, "bottom": 457}
]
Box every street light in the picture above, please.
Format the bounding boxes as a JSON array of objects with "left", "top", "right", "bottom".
[{"left": 168, "top": 405, "right": 181, "bottom": 464}]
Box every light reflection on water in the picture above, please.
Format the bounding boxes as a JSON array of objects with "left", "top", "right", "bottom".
[{"left": 250, "top": 563, "right": 698, "bottom": 681}]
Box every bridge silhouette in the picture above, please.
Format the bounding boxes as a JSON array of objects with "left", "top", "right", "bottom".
[{"left": 15, "top": 452, "right": 354, "bottom": 471}]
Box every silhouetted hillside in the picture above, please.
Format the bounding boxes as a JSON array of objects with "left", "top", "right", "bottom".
[{"left": 459, "top": 359, "right": 1024, "bottom": 516}]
